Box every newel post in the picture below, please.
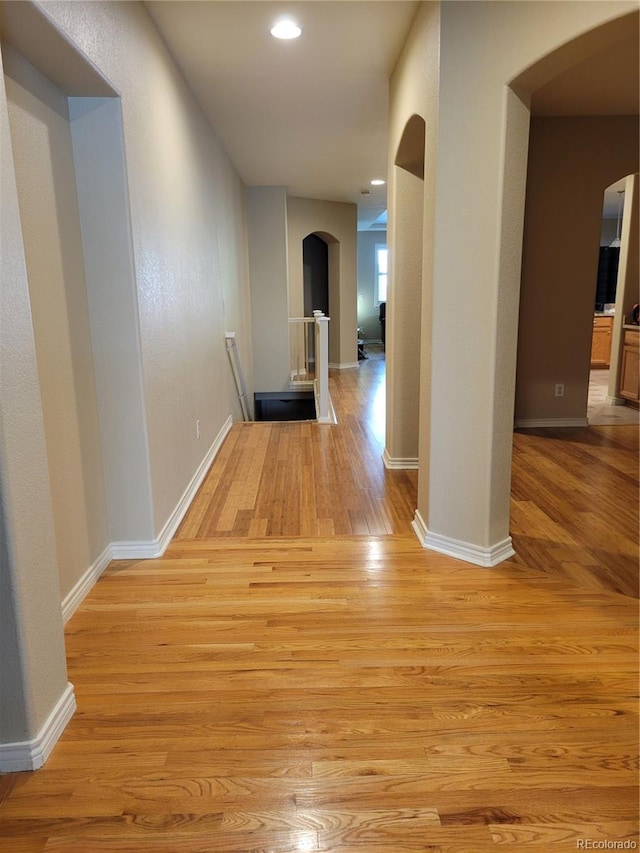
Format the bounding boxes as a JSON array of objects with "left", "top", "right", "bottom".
[{"left": 314, "top": 312, "right": 331, "bottom": 423}]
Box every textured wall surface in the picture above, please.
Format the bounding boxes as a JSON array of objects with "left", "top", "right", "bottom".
[
  {"left": 4, "top": 46, "right": 109, "bottom": 601},
  {"left": 0, "top": 0, "right": 252, "bottom": 750},
  {"left": 69, "top": 96, "right": 155, "bottom": 544},
  {"left": 41, "top": 0, "right": 252, "bottom": 534},
  {"left": 246, "top": 186, "right": 290, "bottom": 393},
  {"left": 387, "top": 165, "right": 424, "bottom": 461},
  {"left": 387, "top": 0, "right": 439, "bottom": 498},
  {"left": 0, "top": 49, "right": 69, "bottom": 744}
]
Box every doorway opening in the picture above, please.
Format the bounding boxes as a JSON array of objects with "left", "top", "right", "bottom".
[
  {"left": 303, "top": 233, "right": 329, "bottom": 316},
  {"left": 587, "top": 176, "right": 639, "bottom": 426}
]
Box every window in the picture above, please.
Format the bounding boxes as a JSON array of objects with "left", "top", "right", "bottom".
[{"left": 376, "top": 244, "right": 388, "bottom": 304}]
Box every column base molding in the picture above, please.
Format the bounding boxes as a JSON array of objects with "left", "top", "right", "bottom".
[
  {"left": 0, "top": 683, "right": 76, "bottom": 772},
  {"left": 382, "top": 449, "right": 419, "bottom": 470},
  {"left": 412, "top": 511, "right": 515, "bottom": 567}
]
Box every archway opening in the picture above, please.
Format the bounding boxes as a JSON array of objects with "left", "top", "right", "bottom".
[
  {"left": 513, "top": 15, "right": 639, "bottom": 431},
  {"left": 303, "top": 233, "right": 329, "bottom": 316},
  {"left": 302, "top": 230, "right": 340, "bottom": 365}
]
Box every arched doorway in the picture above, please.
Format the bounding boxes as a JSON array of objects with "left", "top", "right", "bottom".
[
  {"left": 514, "top": 25, "right": 639, "bottom": 430},
  {"left": 403, "top": 5, "right": 638, "bottom": 567},
  {"left": 303, "top": 233, "right": 329, "bottom": 317},
  {"left": 302, "top": 230, "right": 341, "bottom": 365}
]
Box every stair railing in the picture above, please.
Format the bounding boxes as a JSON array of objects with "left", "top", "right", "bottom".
[{"left": 288, "top": 313, "right": 332, "bottom": 423}]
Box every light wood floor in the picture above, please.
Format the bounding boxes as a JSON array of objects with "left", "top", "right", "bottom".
[
  {"left": 1, "top": 349, "right": 638, "bottom": 852},
  {"left": 176, "top": 348, "right": 417, "bottom": 539}
]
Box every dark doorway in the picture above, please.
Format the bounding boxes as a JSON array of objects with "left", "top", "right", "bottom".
[{"left": 303, "top": 234, "right": 329, "bottom": 316}]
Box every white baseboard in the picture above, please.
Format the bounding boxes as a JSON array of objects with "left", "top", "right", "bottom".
[
  {"left": 155, "top": 415, "right": 233, "bottom": 553},
  {"left": 0, "top": 682, "right": 76, "bottom": 772},
  {"left": 382, "top": 448, "right": 419, "bottom": 470},
  {"left": 314, "top": 390, "right": 338, "bottom": 425},
  {"left": 109, "top": 539, "right": 163, "bottom": 559},
  {"left": 112, "top": 415, "right": 233, "bottom": 559},
  {"left": 411, "top": 509, "right": 429, "bottom": 544},
  {"left": 514, "top": 418, "right": 588, "bottom": 429},
  {"left": 412, "top": 510, "right": 515, "bottom": 567},
  {"left": 329, "top": 361, "right": 359, "bottom": 370},
  {"left": 61, "top": 545, "right": 113, "bottom": 624},
  {"left": 63, "top": 416, "right": 233, "bottom": 618}
]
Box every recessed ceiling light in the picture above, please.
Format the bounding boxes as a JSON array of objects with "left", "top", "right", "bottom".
[
  {"left": 371, "top": 179, "right": 386, "bottom": 186},
  {"left": 270, "top": 19, "right": 302, "bottom": 39}
]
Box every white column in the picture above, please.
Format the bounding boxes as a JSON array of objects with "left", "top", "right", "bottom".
[{"left": 314, "top": 313, "right": 331, "bottom": 423}]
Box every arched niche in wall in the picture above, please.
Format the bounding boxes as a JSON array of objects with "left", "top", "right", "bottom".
[
  {"left": 385, "top": 113, "right": 426, "bottom": 467},
  {"left": 395, "top": 113, "right": 426, "bottom": 180}
]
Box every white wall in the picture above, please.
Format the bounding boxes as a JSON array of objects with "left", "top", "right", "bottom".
[
  {"left": 69, "top": 96, "right": 155, "bottom": 545},
  {"left": 0, "top": 45, "right": 70, "bottom": 753},
  {"left": 246, "top": 186, "right": 290, "bottom": 393},
  {"left": 4, "top": 46, "right": 110, "bottom": 603},
  {"left": 387, "top": 1, "right": 439, "bottom": 494}
]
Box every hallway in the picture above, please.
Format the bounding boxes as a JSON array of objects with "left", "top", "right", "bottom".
[
  {"left": 180, "top": 350, "right": 638, "bottom": 600},
  {"left": 177, "top": 347, "right": 417, "bottom": 539},
  {"left": 0, "top": 355, "right": 637, "bottom": 851}
]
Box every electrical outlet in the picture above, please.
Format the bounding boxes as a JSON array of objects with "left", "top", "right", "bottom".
[
  {"left": 196, "top": 419, "right": 200, "bottom": 439},
  {"left": 554, "top": 383, "right": 565, "bottom": 398}
]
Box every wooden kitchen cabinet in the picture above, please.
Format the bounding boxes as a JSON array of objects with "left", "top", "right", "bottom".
[
  {"left": 590, "top": 315, "right": 613, "bottom": 369},
  {"left": 619, "top": 329, "right": 639, "bottom": 406}
]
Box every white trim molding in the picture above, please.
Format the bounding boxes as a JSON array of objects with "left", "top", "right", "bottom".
[
  {"left": 155, "top": 415, "right": 233, "bottom": 553},
  {"left": 61, "top": 545, "right": 113, "bottom": 624},
  {"left": 514, "top": 418, "right": 588, "bottom": 429},
  {"left": 382, "top": 449, "right": 419, "bottom": 470},
  {"left": 63, "top": 416, "right": 233, "bottom": 618},
  {"left": 412, "top": 510, "right": 515, "bottom": 567},
  {"left": 111, "top": 415, "right": 233, "bottom": 559},
  {"left": 0, "top": 683, "right": 76, "bottom": 772},
  {"left": 329, "top": 361, "right": 359, "bottom": 370},
  {"left": 109, "top": 539, "right": 161, "bottom": 560},
  {"left": 314, "top": 390, "right": 338, "bottom": 425}
]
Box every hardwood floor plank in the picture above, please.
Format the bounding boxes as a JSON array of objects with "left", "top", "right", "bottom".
[{"left": 1, "top": 348, "right": 637, "bottom": 851}]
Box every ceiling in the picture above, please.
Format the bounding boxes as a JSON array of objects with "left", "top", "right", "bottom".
[
  {"left": 530, "top": 33, "right": 639, "bottom": 119},
  {"left": 145, "top": 2, "right": 638, "bottom": 231},
  {"left": 530, "top": 27, "right": 639, "bottom": 221},
  {"left": 146, "top": 1, "right": 419, "bottom": 231}
]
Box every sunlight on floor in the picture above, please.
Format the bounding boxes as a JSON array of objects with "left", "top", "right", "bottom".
[{"left": 370, "top": 376, "right": 386, "bottom": 446}]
